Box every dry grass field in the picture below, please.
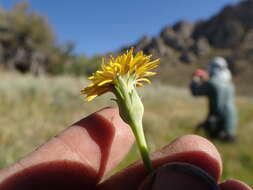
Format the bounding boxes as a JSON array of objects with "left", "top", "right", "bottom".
[{"left": 0, "top": 72, "right": 253, "bottom": 186}]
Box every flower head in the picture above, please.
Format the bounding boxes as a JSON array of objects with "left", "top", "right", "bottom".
[
  {"left": 81, "top": 48, "right": 160, "bottom": 101},
  {"left": 81, "top": 48, "right": 160, "bottom": 172}
]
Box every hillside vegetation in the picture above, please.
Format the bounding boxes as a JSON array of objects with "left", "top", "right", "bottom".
[{"left": 0, "top": 72, "right": 253, "bottom": 186}]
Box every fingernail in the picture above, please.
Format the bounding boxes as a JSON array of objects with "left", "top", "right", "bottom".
[{"left": 139, "top": 162, "right": 220, "bottom": 190}]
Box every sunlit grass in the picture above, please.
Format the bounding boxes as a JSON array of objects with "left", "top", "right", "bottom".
[{"left": 0, "top": 72, "right": 253, "bottom": 186}]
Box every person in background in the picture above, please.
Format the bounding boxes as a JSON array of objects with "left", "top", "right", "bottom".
[{"left": 190, "top": 57, "right": 237, "bottom": 142}]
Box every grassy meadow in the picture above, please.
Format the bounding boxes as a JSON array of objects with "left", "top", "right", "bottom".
[{"left": 0, "top": 72, "right": 253, "bottom": 186}]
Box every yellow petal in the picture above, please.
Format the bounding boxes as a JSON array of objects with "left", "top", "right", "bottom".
[
  {"left": 137, "top": 78, "right": 151, "bottom": 84},
  {"left": 85, "top": 95, "right": 97, "bottom": 102},
  {"left": 88, "top": 76, "right": 94, "bottom": 80},
  {"left": 88, "top": 83, "right": 95, "bottom": 87},
  {"left": 136, "top": 83, "right": 144, "bottom": 87},
  {"left": 98, "top": 79, "right": 113, "bottom": 86},
  {"left": 142, "top": 71, "right": 156, "bottom": 77}
]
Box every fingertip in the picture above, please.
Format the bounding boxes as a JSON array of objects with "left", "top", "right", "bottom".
[
  {"left": 58, "top": 106, "right": 134, "bottom": 178},
  {"left": 94, "top": 107, "right": 135, "bottom": 177},
  {"left": 153, "top": 135, "right": 222, "bottom": 181},
  {"left": 219, "top": 179, "right": 252, "bottom": 190}
]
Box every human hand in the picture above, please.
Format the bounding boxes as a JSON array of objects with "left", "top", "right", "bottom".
[
  {"left": 0, "top": 107, "right": 251, "bottom": 190},
  {"left": 193, "top": 69, "right": 209, "bottom": 83}
]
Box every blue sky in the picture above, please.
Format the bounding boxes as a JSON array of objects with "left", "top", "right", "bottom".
[{"left": 1, "top": 0, "right": 240, "bottom": 56}]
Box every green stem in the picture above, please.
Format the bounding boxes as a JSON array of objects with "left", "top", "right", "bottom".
[
  {"left": 113, "top": 75, "right": 153, "bottom": 172},
  {"left": 131, "top": 121, "right": 153, "bottom": 172}
]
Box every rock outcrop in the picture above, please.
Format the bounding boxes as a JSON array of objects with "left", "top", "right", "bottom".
[{"left": 117, "top": 0, "right": 253, "bottom": 95}]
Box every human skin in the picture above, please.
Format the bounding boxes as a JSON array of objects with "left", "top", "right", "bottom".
[{"left": 0, "top": 107, "right": 251, "bottom": 190}]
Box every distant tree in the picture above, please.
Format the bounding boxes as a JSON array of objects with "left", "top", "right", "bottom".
[
  {"left": 0, "top": 1, "right": 101, "bottom": 76},
  {"left": 0, "top": 1, "right": 76, "bottom": 75}
]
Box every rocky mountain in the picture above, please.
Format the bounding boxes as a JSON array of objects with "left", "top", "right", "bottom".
[{"left": 116, "top": 0, "right": 253, "bottom": 95}]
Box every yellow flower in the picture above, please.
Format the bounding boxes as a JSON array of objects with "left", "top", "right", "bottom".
[
  {"left": 81, "top": 48, "right": 160, "bottom": 172},
  {"left": 81, "top": 48, "right": 160, "bottom": 101}
]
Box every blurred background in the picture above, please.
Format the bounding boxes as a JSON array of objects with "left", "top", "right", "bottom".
[{"left": 0, "top": 0, "right": 253, "bottom": 186}]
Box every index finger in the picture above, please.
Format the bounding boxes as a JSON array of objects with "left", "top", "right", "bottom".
[{"left": 0, "top": 107, "right": 134, "bottom": 189}]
